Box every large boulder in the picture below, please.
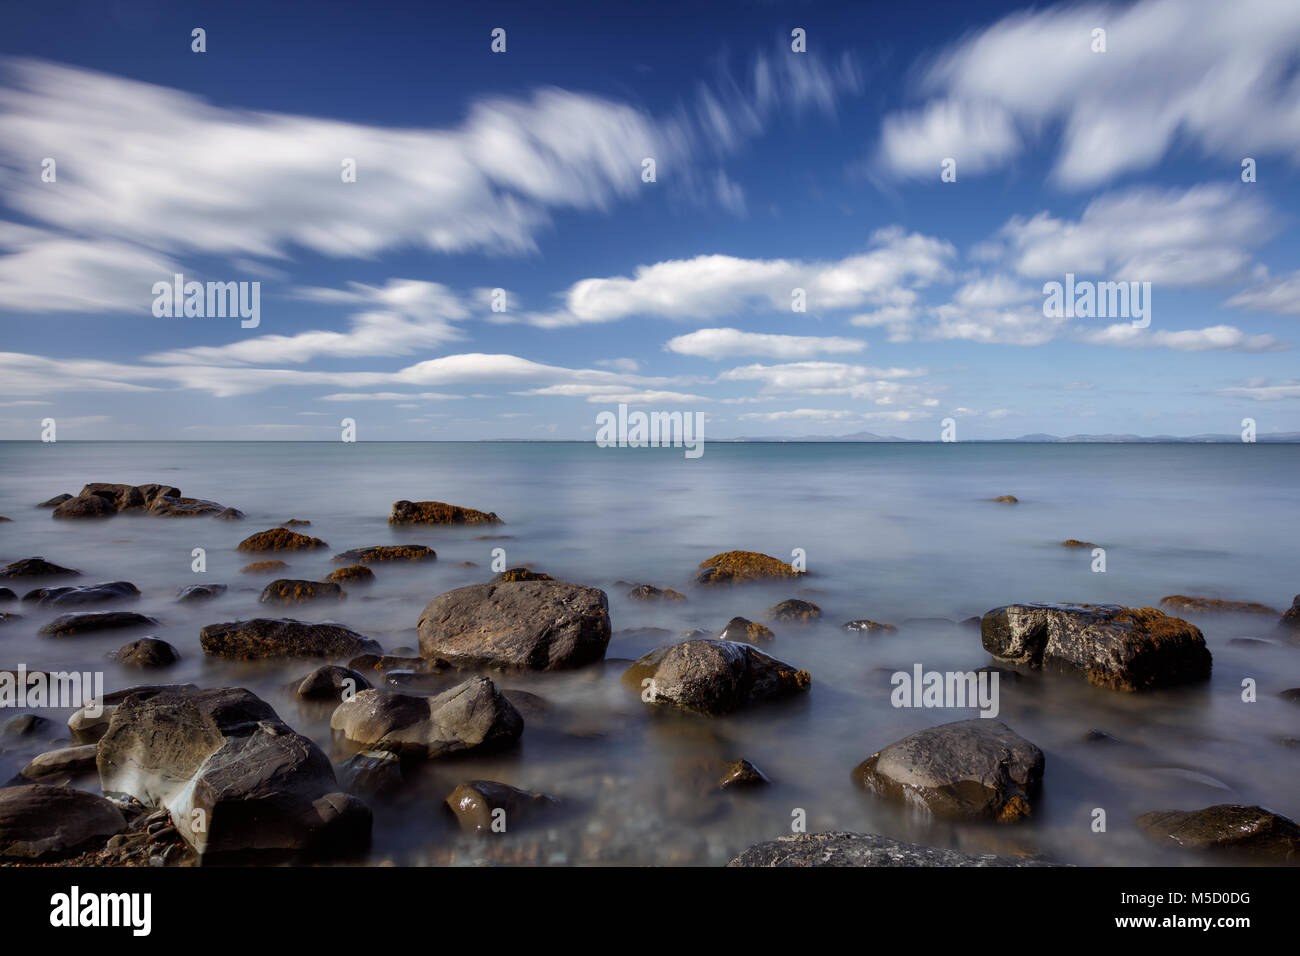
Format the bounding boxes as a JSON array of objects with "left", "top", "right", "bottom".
[
  {"left": 97, "top": 686, "right": 370, "bottom": 859},
  {"left": 200, "top": 618, "right": 380, "bottom": 660},
  {"left": 38, "top": 610, "right": 158, "bottom": 637},
  {"left": 853, "top": 719, "right": 1045, "bottom": 823},
  {"left": 0, "top": 785, "right": 126, "bottom": 860},
  {"left": 51, "top": 494, "right": 116, "bottom": 518},
  {"left": 728, "top": 831, "right": 1056, "bottom": 867},
  {"left": 21, "top": 580, "right": 139, "bottom": 607},
  {"left": 236, "top": 528, "right": 329, "bottom": 552},
  {"left": 622, "top": 639, "right": 811, "bottom": 715},
  {"left": 1137, "top": 805, "right": 1300, "bottom": 862},
  {"left": 981, "top": 603, "right": 1211, "bottom": 691},
  {"left": 330, "top": 678, "right": 523, "bottom": 759},
  {"left": 417, "top": 579, "right": 611, "bottom": 670},
  {"left": 389, "top": 500, "right": 503, "bottom": 525},
  {"left": 695, "top": 550, "right": 802, "bottom": 586},
  {"left": 0, "top": 557, "right": 80, "bottom": 579},
  {"left": 147, "top": 495, "right": 227, "bottom": 517}
]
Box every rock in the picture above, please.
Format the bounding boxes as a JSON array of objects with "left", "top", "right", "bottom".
[
  {"left": 1278, "top": 688, "right": 1300, "bottom": 705},
  {"left": 282, "top": 519, "right": 311, "bottom": 527},
  {"left": 147, "top": 495, "right": 227, "bottom": 517},
  {"left": 67, "top": 684, "right": 198, "bottom": 742},
  {"left": 981, "top": 603, "right": 1211, "bottom": 691},
  {"left": 495, "top": 567, "right": 552, "bottom": 582},
  {"left": 337, "top": 750, "right": 402, "bottom": 797},
  {"left": 0, "top": 611, "right": 22, "bottom": 625},
  {"left": 200, "top": 618, "right": 380, "bottom": 660},
  {"left": 214, "top": 507, "right": 245, "bottom": 520},
  {"left": 177, "top": 583, "right": 227, "bottom": 602},
  {"left": 767, "top": 598, "right": 821, "bottom": 622},
  {"left": 329, "top": 678, "right": 524, "bottom": 759},
  {"left": 843, "top": 619, "right": 897, "bottom": 634},
  {"left": 853, "top": 719, "right": 1045, "bottom": 823},
  {"left": 82, "top": 482, "right": 174, "bottom": 510},
  {"left": 0, "top": 784, "right": 127, "bottom": 859},
  {"left": 389, "top": 500, "right": 503, "bottom": 526},
  {"left": 2, "top": 713, "right": 51, "bottom": 740},
  {"left": 1159, "top": 595, "right": 1279, "bottom": 616},
  {"left": 112, "top": 637, "right": 181, "bottom": 668},
  {"left": 0, "top": 587, "right": 14, "bottom": 602},
  {"left": 992, "top": 495, "right": 1018, "bottom": 504},
  {"left": 37, "top": 494, "right": 72, "bottom": 508},
  {"left": 717, "top": 616, "right": 774, "bottom": 644},
  {"left": 445, "top": 781, "right": 558, "bottom": 833},
  {"left": 1061, "top": 539, "right": 1097, "bottom": 548},
  {"left": 19, "top": 744, "right": 100, "bottom": 781},
  {"left": 1137, "top": 805, "right": 1299, "bottom": 861},
  {"left": 347, "top": 653, "right": 443, "bottom": 674},
  {"left": 325, "top": 565, "right": 375, "bottom": 584},
  {"left": 417, "top": 579, "right": 611, "bottom": 671},
  {"left": 259, "top": 579, "right": 347, "bottom": 605},
  {"left": 98, "top": 686, "right": 370, "bottom": 859},
  {"left": 1279, "top": 595, "right": 1300, "bottom": 635},
  {"left": 52, "top": 494, "right": 117, "bottom": 518},
  {"left": 241, "top": 560, "right": 289, "bottom": 574},
  {"left": 0, "top": 557, "right": 80, "bottom": 579},
  {"left": 331, "top": 545, "right": 436, "bottom": 564},
  {"left": 294, "top": 665, "right": 370, "bottom": 701},
  {"left": 727, "top": 831, "right": 1055, "bottom": 867},
  {"left": 719, "top": 758, "right": 769, "bottom": 789},
  {"left": 39, "top": 610, "right": 159, "bottom": 637},
  {"left": 1085, "top": 729, "right": 1120, "bottom": 743},
  {"left": 623, "top": 640, "right": 811, "bottom": 715},
  {"left": 694, "top": 550, "right": 802, "bottom": 586},
  {"left": 237, "top": 528, "right": 329, "bottom": 552},
  {"left": 21, "top": 580, "right": 139, "bottom": 607},
  {"left": 628, "top": 584, "right": 686, "bottom": 601}
]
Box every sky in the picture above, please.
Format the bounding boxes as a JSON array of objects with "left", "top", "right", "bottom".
[{"left": 1, "top": 0, "right": 1299, "bottom": 441}]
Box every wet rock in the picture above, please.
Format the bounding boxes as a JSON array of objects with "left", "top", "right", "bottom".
[
  {"left": 331, "top": 545, "right": 437, "bottom": 564},
  {"left": 0, "top": 611, "right": 22, "bottom": 625},
  {"left": 842, "top": 619, "right": 898, "bottom": 634},
  {"left": 1228, "top": 637, "right": 1277, "bottom": 648},
  {"left": 21, "top": 580, "right": 139, "bottom": 607},
  {"left": 282, "top": 519, "right": 311, "bottom": 527},
  {"left": 241, "top": 560, "right": 289, "bottom": 574},
  {"left": 992, "top": 495, "right": 1018, "bottom": 504},
  {"left": 98, "top": 686, "right": 370, "bottom": 859},
  {"left": 259, "top": 578, "right": 347, "bottom": 605},
  {"left": 200, "top": 618, "right": 381, "bottom": 660},
  {"left": 1278, "top": 688, "right": 1300, "bottom": 705},
  {"left": 728, "top": 831, "right": 1056, "bottom": 867},
  {"left": 417, "top": 579, "right": 611, "bottom": 671},
  {"left": 51, "top": 494, "right": 116, "bottom": 518},
  {"left": 628, "top": 584, "right": 686, "bottom": 602},
  {"left": 1137, "top": 805, "right": 1299, "bottom": 862},
  {"left": 2, "top": 713, "right": 51, "bottom": 740},
  {"left": 853, "top": 719, "right": 1045, "bottom": 823},
  {"left": 236, "top": 528, "right": 329, "bottom": 552},
  {"left": 981, "top": 603, "right": 1211, "bottom": 691},
  {"left": 214, "top": 507, "right": 245, "bottom": 520},
  {"left": 177, "top": 583, "right": 227, "bottom": 602},
  {"left": 325, "top": 565, "right": 375, "bottom": 584},
  {"left": 1159, "top": 595, "right": 1279, "bottom": 616},
  {"left": 337, "top": 750, "right": 402, "bottom": 797},
  {"left": 717, "top": 616, "right": 774, "bottom": 644},
  {"left": 623, "top": 639, "right": 811, "bottom": 716},
  {"left": 445, "top": 780, "right": 558, "bottom": 833},
  {"left": 329, "top": 678, "right": 524, "bottom": 759},
  {"left": 112, "top": 637, "right": 181, "bottom": 668},
  {"left": 37, "top": 494, "right": 72, "bottom": 508},
  {"left": 0, "top": 557, "right": 81, "bottom": 579},
  {"left": 694, "top": 550, "right": 802, "bottom": 586},
  {"left": 294, "top": 664, "right": 370, "bottom": 701},
  {"left": 19, "top": 744, "right": 100, "bottom": 782},
  {"left": 147, "top": 494, "right": 229, "bottom": 517},
  {"left": 1061, "top": 539, "right": 1097, "bottom": 548},
  {"left": 719, "top": 758, "right": 769, "bottom": 789},
  {"left": 767, "top": 598, "right": 821, "bottom": 623},
  {"left": 0, "top": 588, "right": 14, "bottom": 602},
  {"left": 1280, "top": 595, "right": 1300, "bottom": 635},
  {"left": 39, "top": 610, "right": 159, "bottom": 637},
  {"left": 0, "top": 785, "right": 127, "bottom": 860},
  {"left": 495, "top": 567, "right": 552, "bottom": 582},
  {"left": 389, "top": 499, "right": 503, "bottom": 526},
  {"left": 67, "top": 684, "right": 198, "bottom": 742},
  {"left": 1085, "top": 729, "right": 1120, "bottom": 743}
]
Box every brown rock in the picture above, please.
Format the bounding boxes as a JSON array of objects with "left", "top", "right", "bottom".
[
  {"left": 237, "top": 528, "right": 329, "bottom": 552},
  {"left": 695, "top": 550, "right": 802, "bottom": 586},
  {"left": 388, "top": 500, "right": 503, "bottom": 526}
]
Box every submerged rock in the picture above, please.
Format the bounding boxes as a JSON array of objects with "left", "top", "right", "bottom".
[
  {"left": 0, "top": 784, "right": 127, "bottom": 860},
  {"left": 18, "top": 743, "right": 100, "bottom": 782},
  {"left": 417, "top": 579, "right": 611, "bottom": 671},
  {"left": 1137, "top": 805, "right": 1299, "bottom": 861},
  {"left": 853, "top": 719, "right": 1045, "bottom": 823},
  {"left": 337, "top": 750, "right": 402, "bottom": 797},
  {"left": 992, "top": 495, "right": 1018, "bottom": 504},
  {"left": 241, "top": 560, "right": 289, "bottom": 575},
  {"left": 260, "top": 578, "right": 347, "bottom": 605},
  {"left": 200, "top": 618, "right": 381, "bottom": 660},
  {"left": 628, "top": 584, "right": 686, "bottom": 602},
  {"left": 495, "top": 567, "right": 552, "bottom": 582},
  {"left": 623, "top": 639, "right": 810, "bottom": 715},
  {"left": 718, "top": 758, "right": 770, "bottom": 789},
  {"left": 843, "top": 619, "right": 897, "bottom": 635},
  {"left": 22, "top": 580, "right": 139, "bottom": 607},
  {"left": 1061, "top": 539, "right": 1097, "bottom": 548},
  {"left": 445, "top": 780, "right": 558, "bottom": 833},
  {"left": 331, "top": 545, "right": 436, "bottom": 564},
  {"left": 294, "top": 664, "right": 370, "bottom": 701},
  {"left": 112, "top": 637, "right": 181, "bottom": 668},
  {"left": 36, "top": 494, "right": 73, "bottom": 508},
  {"left": 147, "top": 494, "right": 229, "bottom": 517},
  {"left": 981, "top": 603, "right": 1211, "bottom": 691},
  {"left": 0, "top": 588, "right": 14, "bottom": 602},
  {"left": 0, "top": 557, "right": 81, "bottom": 579},
  {"left": 767, "top": 598, "right": 821, "bottom": 622},
  {"left": 389, "top": 500, "right": 503, "bottom": 526},
  {"left": 98, "top": 686, "right": 370, "bottom": 859},
  {"left": 177, "top": 583, "right": 227, "bottom": 602},
  {"left": 1279, "top": 595, "right": 1300, "bottom": 635},
  {"left": 330, "top": 678, "right": 524, "bottom": 759},
  {"left": 236, "top": 528, "right": 329, "bottom": 552},
  {"left": 325, "top": 565, "right": 375, "bottom": 584},
  {"left": 694, "top": 550, "right": 802, "bottom": 586},
  {"left": 717, "top": 616, "right": 774, "bottom": 644},
  {"left": 51, "top": 494, "right": 116, "bottom": 518},
  {"left": 39, "top": 610, "right": 159, "bottom": 636},
  {"left": 727, "top": 831, "right": 1055, "bottom": 867},
  {"left": 1159, "top": 595, "right": 1279, "bottom": 616}
]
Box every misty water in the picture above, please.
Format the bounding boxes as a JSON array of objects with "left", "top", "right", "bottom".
[{"left": 1, "top": 440, "right": 1297, "bottom": 865}]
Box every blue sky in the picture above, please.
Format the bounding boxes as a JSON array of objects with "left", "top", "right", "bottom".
[{"left": 1, "top": 0, "right": 1298, "bottom": 440}]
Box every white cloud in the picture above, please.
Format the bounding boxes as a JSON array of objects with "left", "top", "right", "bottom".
[
  {"left": 1077, "top": 323, "right": 1287, "bottom": 352},
  {"left": 878, "top": 99, "right": 1020, "bottom": 177},
  {"left": 1226, "top": 271, "right": 1300, "bottom": 315},
  {"left": 1218, "top": 380, "right": 1300, "bottom": 401},
  {"left": 665, "top": 327, "right": 866, "bottom": 360}
]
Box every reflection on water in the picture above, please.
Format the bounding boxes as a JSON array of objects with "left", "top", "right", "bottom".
[{"left": 1, "top": 441, "right": 1297, "bottom": 865}]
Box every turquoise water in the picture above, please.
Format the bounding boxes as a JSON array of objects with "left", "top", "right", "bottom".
[{"left": 1, "top": 441, "right": 1297, "bottom": 865}]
